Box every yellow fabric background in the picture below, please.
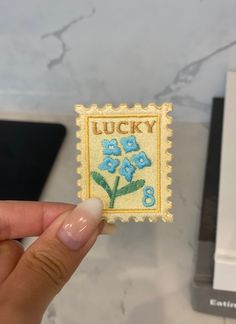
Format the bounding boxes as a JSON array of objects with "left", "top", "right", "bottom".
[{"left": 86, "top": 115, "right": 160, "bottom": 212}]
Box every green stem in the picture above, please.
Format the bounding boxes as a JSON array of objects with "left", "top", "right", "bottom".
[{"left": 109, "top": 176, "right": 120, "bottom": 208}]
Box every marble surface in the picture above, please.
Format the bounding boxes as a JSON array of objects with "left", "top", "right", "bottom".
[
  {"left": 1, "top": 0, "right": 236, "bottom": 122},
  {"left": 2, "top": 112, "right": 234, "bottom": 323}
]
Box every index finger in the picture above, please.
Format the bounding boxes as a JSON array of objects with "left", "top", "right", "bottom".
[{"left": 0, "top": 201, "right": 75, "bottom": 240}]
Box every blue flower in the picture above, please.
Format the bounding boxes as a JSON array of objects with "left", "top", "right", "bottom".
[
  {"left": 119, "top": 158, "right": 135, "bottom": 182},
  {"left": 99, "top": 157, "right": 120, "bottom": 173},
  {"left": 120, "top": 135, "right": 140, "bottom": 153},
  {"left": 102, "top": 139, "right": 121, "bottom": 156},
  {"left": 132, "top": 151, "right": 151, "bottom": 169}
]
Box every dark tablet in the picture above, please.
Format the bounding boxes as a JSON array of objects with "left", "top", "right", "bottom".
[{"left": 0, "top": 120, "right": 66, "bottom": 200}]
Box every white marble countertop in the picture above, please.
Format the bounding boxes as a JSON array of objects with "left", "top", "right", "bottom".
[{"left": 1, "top": 113, "right": 233, "bottom": 324}]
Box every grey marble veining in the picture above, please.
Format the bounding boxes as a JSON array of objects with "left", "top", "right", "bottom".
[
  {"left": 154, "top": 38, "right": 236, "bottom": 101},
  {"left": 41, "top": 8, "right": 96, "bottom": 70},
  {"left": 0, "top": 0, "right": 236, "bottom": 122}
]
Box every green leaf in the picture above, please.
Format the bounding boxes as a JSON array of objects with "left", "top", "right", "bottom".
[
  {"left": 91, "top": 171, "right": 112, "bottom": 198},
  {"left": 116, "top": 179, "right": 145, "bottom": 197}
]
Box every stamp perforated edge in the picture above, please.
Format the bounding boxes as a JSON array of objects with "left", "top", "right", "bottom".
[{"left": 75, "top": 103, "right": 173, "bottom": 223}]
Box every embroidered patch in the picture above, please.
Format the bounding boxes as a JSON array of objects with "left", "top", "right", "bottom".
[{"left": 75, "top": 103, "right": 173, "bottom": 223}]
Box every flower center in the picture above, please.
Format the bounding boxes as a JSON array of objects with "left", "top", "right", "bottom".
[
  {"left": 109, "top": 145, "right": 114, "bottom": 149},
  {"left": 139, "top": 158, "right": 144, "bottom": 163}
]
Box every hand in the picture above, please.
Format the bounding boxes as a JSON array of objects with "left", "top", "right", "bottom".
[{"left": 0, "top": 198, "right": 104, "bottom": 324}]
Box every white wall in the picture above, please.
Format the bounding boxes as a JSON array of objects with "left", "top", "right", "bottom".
[{"left": 1, "top": 0, "right": 236, "bottom": 121}]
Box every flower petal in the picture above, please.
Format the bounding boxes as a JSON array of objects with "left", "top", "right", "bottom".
[
  {"left": 132, "top": 151, "right": 151, "bottom": 169},
  {"left": 119, "top": 158, "right": 135, "bottom": 182},
  {"left": 102, "top": 139, "right": 121, "bottom": 156},
  {"left": 120, "top": 136, "right": 140, "bottom": 153},
  {"left": 99, "top": 157, "right": 120, "bottom": 173}
]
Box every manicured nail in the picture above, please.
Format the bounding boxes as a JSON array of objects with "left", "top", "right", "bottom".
[{"left": 57, "top": 198, "right": 103, "bottom": 250}]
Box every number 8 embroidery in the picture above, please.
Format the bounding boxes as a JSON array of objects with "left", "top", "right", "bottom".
[{"left": 143, "top": 186, "right": 155, "bottom": 207}]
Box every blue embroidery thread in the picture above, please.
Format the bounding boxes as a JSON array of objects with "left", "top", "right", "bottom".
[
  {"left": 119, "top": 158, "right": 136, "bottom": 182},
  {"left": 98, "top": 156, "right": 120, "bottom": 174},
  {"left": 102, "top": 139, "right": 121, "bottom": 156},
  {"left": 132, "top": 151, "right": 151, "bottom": 169},
  {"left": 142, "top": 186, "right": 155, "bottom": 207},
  {"left": 120, "top": 135, "right": 140, "bottom": 153}
]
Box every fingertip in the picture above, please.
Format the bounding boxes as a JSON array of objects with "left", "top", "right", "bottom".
[{"left": 76, "top": 198, "right": 103, "bottom": 219}]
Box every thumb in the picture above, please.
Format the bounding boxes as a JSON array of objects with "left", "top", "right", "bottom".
[{"left": 1, "top": 198, "right": 103, "bottom": 320}]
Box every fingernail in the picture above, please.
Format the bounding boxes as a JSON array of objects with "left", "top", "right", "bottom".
[{"left": 57, "top": 198, "right": 103, "bottom": 250}]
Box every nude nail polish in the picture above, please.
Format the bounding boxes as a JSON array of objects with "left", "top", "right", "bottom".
[{"left": 57, "top": 198, "right": 103, "bottom": 250}]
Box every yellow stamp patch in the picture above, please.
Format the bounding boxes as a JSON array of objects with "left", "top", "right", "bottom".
[{"left": 75, "top": 103, "right": 173, "bottom": 223}]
